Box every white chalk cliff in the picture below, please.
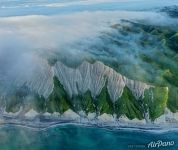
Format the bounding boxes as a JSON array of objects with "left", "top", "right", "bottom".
[
  {"left": 54, "top": 61, "right": 152, "bottom": 102},
  {"left": 9, "top": 60, "right": 152, "bottom": 102}
]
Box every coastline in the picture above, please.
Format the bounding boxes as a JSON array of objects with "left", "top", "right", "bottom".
[{"left": 0, "top": 112, "right": 178, "bottom": 133}]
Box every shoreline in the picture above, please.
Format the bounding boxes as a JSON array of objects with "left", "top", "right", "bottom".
[{"left": 0, "top": 115, "right": 178, "bottom": 133}]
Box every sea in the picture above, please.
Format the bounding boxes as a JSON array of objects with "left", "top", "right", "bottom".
[{"left": 0, "top": 124, "right": 177, "bottom": 150}]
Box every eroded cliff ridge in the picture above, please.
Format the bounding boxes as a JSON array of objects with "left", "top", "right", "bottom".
[
  {"left": 54, "top": 61, "right": 152, "bottom": 101},
  {"left": 0, "top": 60, "right": 169, "bottom": 122}
]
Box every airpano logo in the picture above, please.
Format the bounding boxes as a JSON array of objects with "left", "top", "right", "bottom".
[{"left": 147, "top": 140, "right": 175, "bottom": 148}]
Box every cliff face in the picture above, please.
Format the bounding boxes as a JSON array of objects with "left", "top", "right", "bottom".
[
  {"left": 1, "top": 60, "right": 169, "bottom": 122},
  {"left": 54, "top": 61, "right": 152, "bottom": 101},
  {"left": 7, "top": 56, "right": 54, "bottom": 99},
  {"left": 8, "top": 60, "right": 152, "bottom": 102}
]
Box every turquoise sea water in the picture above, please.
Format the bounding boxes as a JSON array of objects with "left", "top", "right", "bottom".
[{"left": 0, "top": 124, "right": 177, "bottom": 150}]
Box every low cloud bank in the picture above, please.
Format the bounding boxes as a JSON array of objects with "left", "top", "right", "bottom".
[{"left": 0, "top": 10, "right": 177, "bottom": 91}]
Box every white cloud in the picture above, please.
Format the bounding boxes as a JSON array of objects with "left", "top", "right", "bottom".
[
  {"left": 0, "top": 10, "right": 176, "bottom": 53},
  {"left": 0, "top": 10, "right": 177, "bottom": 91}
]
